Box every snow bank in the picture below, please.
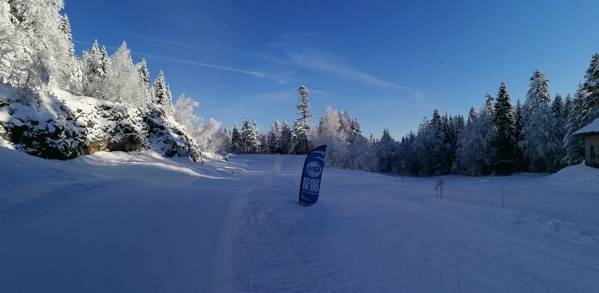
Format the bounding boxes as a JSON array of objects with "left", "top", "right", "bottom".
[{"left": 547, "top": 164, "right": 599, "bottom": 191}]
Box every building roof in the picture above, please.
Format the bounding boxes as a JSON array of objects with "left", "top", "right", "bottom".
[{"left": 574, "top": 118, "right": 599, "bottom": 135}]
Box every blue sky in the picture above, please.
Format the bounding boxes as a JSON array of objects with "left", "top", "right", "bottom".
[{"left": 67, "top": 0, "right": 599, "bottom": 138}]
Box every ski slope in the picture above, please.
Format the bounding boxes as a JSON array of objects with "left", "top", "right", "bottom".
[{"left": 1, "top": 148, "right": 598, "bottom": 292}]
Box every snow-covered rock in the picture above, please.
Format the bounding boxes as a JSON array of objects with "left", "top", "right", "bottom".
[{"left": 0, "top": 85, "right": 201, "bottom": 161}]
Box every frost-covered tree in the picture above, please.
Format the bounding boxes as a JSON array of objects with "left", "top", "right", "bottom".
[
  {"left": 241, "top": 118, "right": 261, "bottom": 153},
  {"left": 521, "top": 70, "right": 552, "bottom": 171},
  {"left": 267, "top": 120, "right": 282, "bottom": 154},
  {"left": 231, "top": 125, "right": 242, "bottom": 154},
  {"left": 59, "top": 14, "right": 74, "bottom": 56},
  {"left": 513, "top": 100, "right": 526, "bottom": 171},
  {"left": 456, "top": 95, "right": 496, "bottom": 175},
  {"left": 81, "top": 40, "right": 110, "bottom": 98},
  {"left": 376, "top": 129, "right": 396, "bottom": 173},
  {"left": 580, "top": 54, "right": 599, "bottom": 124},
  {"left": 173, "top": 94, "right": 225, "bottom": 153},
  {"left": 279, "top": 122, "right": 292, "bottom": 154},
  {"left": 292, "top": 85, "right": 312, "bottom": 154},
  {"left": 105, "top": 42, "right": 148, "bottom": 107},
  {"left": 173, "top": 95, "right": 200, "bottom": 133},
  {"left": 312, "top": 108, "right": 375, "bottom": 171},
  {"left": 446, "top": 114, "right": 465, "bottom": 173},
  {"left": 1, "top": 0, "right": 81, "bottom": 92},
  {"left": 548, "top": 95, "right": 566, "bottom": 171},
  {"left": 223, "top": 128, "right": 232, "bottom": 153},
  {"left": 314, "top": 107, "right": 349, "bottom": 167},
  {"left": 138, "top": 58, "right": 150, "bottom": 86},
  {"left": 137, "top": 58, "right": 152, "bottom": 100},
  {"left": 153, "top": 70, "right": 173, "bottom": 108},
  {"left": 563, "top": 89, "right": 585, "bottom": 165},
  {"left": 493, "top": 82, "right": 517, "bottom": 175}
]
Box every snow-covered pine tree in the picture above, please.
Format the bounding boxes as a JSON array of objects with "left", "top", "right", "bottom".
[
  {"left": 81, "top": 40, "right": 110, "bottom": 98},
  {"left": 314, "top": 108, "right": 349, "bottom": 168},
  {"left": 279, "top": 122, "right": 292, "bottom": 154},
  {"left": 456, "top": 107, "right": 478, "bottom": 174},
  {"left": 429, "top": 109, "right": 446, "bottom": 175},
  {"left": 398, "top": 132, "right": 420, "bottom": 175},
  {"left": 241, "top": 118, "right": 261, "bottom": 154},
  {"left": 292, "top": 86, "right": 313, "bottom": 154},
  {"left": 563, "top": 88, "right": 585, "bottom": 165},
  {"left": 153, "top": 70, "right": 173, "bottom": 109},
  {"left": 105, "top": 42, "right": 148, "bottom": 107},
  {"left": 581, "top": 53, "right": 599, "bottom": 124},
  {"left": 521, "top": 70, "right": 552, "bottom": 171},
  {"left": 548, "top": 94, "right": 566, "bottom": 171},
  {"left": 563, "top": 95, "right": 573, "bottom": 123},
  {"left": 2, "top": 0, "right": 80, "bottom": 92},
  {"left": 137, "top": 58, "right": 152, "bottom": 99},
  {"left": 138, "top": 59, "right": 150, "bottom": 86},
  {"left": 259, "top": 133, "right": 268, "bottom": 154},
  {"left": 222, "top": 128, "right": 232, "bottom": 153},
  {"left": 513, "top": 100, "right": 526, "bottom": 171},
  {"left": 376, "top": 129, "right": 396, "bottom": 173},
  {"left": 493, "top": 82, "right": 517, "bottom": 175},
  {"left": 231, "top": 125, "right": 242, "bottom": 154},
  {"left": 267, "top": 120, "right": 282, "bottom": 154},
  {"left": 446, "top": 114, "right": 464, "bottom": 173},
  {"left": 59, "top": 14, "right": 74, "bottom": 56}
]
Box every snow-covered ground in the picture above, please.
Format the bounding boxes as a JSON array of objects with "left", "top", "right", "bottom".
[{"left": 1, "top": 148, "right": 599, "bottom": 292}]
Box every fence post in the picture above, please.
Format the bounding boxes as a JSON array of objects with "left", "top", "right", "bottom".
[{"left": 501, "top": 187, "right": 505, "bottom": 209}]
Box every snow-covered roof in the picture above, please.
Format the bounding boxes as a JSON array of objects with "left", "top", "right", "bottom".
[{"left": 574, "top": 118, "right": 599, "bottom": 135}]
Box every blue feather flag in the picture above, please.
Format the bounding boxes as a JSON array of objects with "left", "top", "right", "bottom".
[{"left": 298, "top": 145, "right": 327, "bottom": 206}]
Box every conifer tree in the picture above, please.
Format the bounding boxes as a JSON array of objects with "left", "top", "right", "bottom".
[
  {"left": 153, "top": 70, "right": 173, "bottom": 107},
  {"left": 376, "top": 129, "right": 396, "bottom": 172},
  {"left": 521, "top": 70, "right": 552, "bottom": 171},
  {"left": 223, "top": 128, "right": 232, "bottom": 153},
  {"left": 231, "top": 125, "right": 242, "bottom": 154},
  {"left": 138, "top": 58, "right": 151, "bottom": 86},
  {"left": 513, "top": 100, "right": 526, "bottom": 171},
  {"left": 267, "top": 120, "right": 282, "bottom": 154},
  {"left": 563, "top": 90, "right": 585, "bottom": 165},
  {"left": 581, "top": 53, "right": 599, "bottom": 124},
  {"left": 279, "top": 122, "right": 292, "bottom": 154},
  {"left": 81, "top": 40, "right": 110, "bottom": 98},
  {"left": 493, "top": 82, "right": 517, "bottom": 175},
  {"left": 59, "top": 14, "right": 74, "bottom": 56},
  {"left": 105, "top": 42, "right": 148, "bottom": 106},
  {"left": 548, "top": 94, "right": 566, "bottom": 171},
  {"left": 241, "top": 118, "right": 261, "bottom": 153},
  {"left": 292, "top": 86, "right": 313, "bottom": 154}
]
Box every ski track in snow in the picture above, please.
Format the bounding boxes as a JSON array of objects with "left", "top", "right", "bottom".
[{"left": 1, "top": 150, "right": 599, "bottom": 292}]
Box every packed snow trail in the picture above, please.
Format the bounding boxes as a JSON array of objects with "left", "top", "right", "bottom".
[{"left": 1, "top": 149, "right": 599, "bottom": 292}]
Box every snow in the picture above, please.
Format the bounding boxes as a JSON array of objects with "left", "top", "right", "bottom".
[
  {"left": 0, "top": 149, "right": 598, "bottom": 292},
  {"left": 574, "top": 117, "right": 599, "bottom": 135}
]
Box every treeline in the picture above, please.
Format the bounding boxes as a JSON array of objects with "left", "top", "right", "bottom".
[{"left": 225, "top": 55, "right": 599, "bottom": 176}]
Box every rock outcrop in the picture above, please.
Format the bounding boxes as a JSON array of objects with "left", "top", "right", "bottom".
[{"left": 0, "top": 86, "right": 201, "bottom": 161}]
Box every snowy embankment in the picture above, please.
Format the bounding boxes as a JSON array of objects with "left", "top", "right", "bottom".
[
  {"left": 0, "top": 85, "right": 200, "bottom": 160},
  {"left": 1, "top": 148, "right": 598, "bottom": 292}
]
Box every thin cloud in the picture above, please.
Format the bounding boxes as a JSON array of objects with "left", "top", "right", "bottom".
[
  {"left": 134, "top": 51, "right": 267, "bottom": 78},
  {"left": 286, "top": 49, "right": 422, "bottom": 95},
  {"left": 75, "top": 40, "right": 285, "bottom": 82}
]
